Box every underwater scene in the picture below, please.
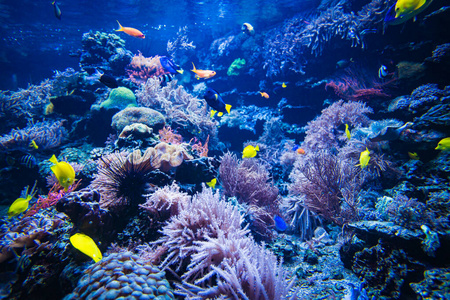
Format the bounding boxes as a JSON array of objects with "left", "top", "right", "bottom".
[{"left": 0, "top": 0, "right": 449, "bottom": 299}]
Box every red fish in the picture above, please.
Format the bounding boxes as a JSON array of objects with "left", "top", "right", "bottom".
[{"left": 115, "top": 20, "right": 145, "bottom": 39}]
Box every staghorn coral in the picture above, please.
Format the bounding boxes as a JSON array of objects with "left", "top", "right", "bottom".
[
  {"left": 64, "top": 251, "right": 174, "bottom": 300},
  {"left": 135, "top": 77, "right": 217, "bottom": 141},
  {"left": 219, "top": 152, "right": 280, "bottom": 241},
  {"left": 0, "top": 119, "right": 68, "bottom": 150}
]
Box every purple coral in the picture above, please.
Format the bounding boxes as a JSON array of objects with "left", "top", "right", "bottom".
[{"left": 303, "top": 100, "right": 373, "bottom": 151}]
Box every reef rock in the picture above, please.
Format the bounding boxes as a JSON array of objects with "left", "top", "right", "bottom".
[{"left": 111, "top": 106, "right": 165, "bottom": 134}]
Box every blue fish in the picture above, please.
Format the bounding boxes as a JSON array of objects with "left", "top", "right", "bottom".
[
  {"left": 274, "top": 215, "right": 287, "bottom": 232},
  {"left": 159, "top": 56, "right": 183, "bottom": 75},
  {"left": 203, "top": 88, "right": 232, "bottom": 117}
]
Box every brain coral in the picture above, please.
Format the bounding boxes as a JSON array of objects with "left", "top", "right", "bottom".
[
  {"left": 97, "top": 87, "right": 137, "bottom": 110},
  {"left": 111, "top": 106, "right": 165, "bottom": 134},
  {"left": 64, "top": 251, "right": 174, "bottom": 300}
]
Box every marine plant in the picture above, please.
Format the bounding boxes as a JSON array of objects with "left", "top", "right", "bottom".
[{"left": 95, "top": 86, "right": 137, "bottom": 110}]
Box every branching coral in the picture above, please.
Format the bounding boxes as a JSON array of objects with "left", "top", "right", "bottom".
[
  {"left": 0, "top": 119, "right": 68, "bottom": 150},
  {"left": 263, "top": 0, "right": 388, "bottom": 76},
  {"left": 126, "top": 53, "right": 168, "bottom": 84},
  {"left": 303, "top": 100, "right": 373, "bottom": 151},
  {"left": 167, "top": 26, "right": 196, "bottom": 61},
  {"left": 289, "top": 151, "right": 363, "bottom": 225},
  {"left": 219, "top": 152, "right": 280, "bottom": 241},
  {"left": 135, "top": 77, "right": 217, "bottom": 142}
]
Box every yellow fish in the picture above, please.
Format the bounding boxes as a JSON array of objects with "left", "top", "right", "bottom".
[
  {"left": 69, "top": 233, "right": 102, "bottom": 263},
  {"left": 408, "top": 152, "right": 420, "bottom": 160},
  {"left": 7, "top": 193, "right": 33, "bottom": 218},
  {"left": 242, "top": 145, "right": 259, "bottom": 158},
  {"left": 206, "top": 178, "right": 217, "bottom": 189},
  {"left": 395, "top": 0, "right": 432, "bottom": 19},
  {"left": 435, "top": 137, "right": 450, "bottom": 151},
  {"left": 29, "top": 140, "right": 38, "bottom": 150},
  {"left": 345, "top": 124, "right": 351, "bottom": 141},
  {"left": 358, "top": 148, "right": 371, "bottom": 169},
  {"left": 49, "top": 155, "right": 76, "bottom": 191}
]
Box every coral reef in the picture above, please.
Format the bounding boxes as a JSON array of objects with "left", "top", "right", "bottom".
[
  {"left": 0, "top": 119, "right": 68, "bottom": 150},
  {"left": 135, "top": 78, "right": 216, "bottom": 141},
  {"left": 64, "top": 251, "right": 174, "bottom": 299},
  {"left": 219, "top": 152, "right": 280, "bottom": 241},
  {"left": 227, "top": 58, "right": 246, "bottom": 76},
  {"left": 79, "top": 31, "right": 133, "bottom": 75},
  {"left": 126, "top": 53, "right": 168, "bottom": 84},
  {"left": 303, "top": 100, "right": 373, "bottom": 151},
  {"left": 92, "top": 86, "right": 137, "bottom": 111},
  {"left": 166, "top": 26, "right": 196, "bottom": 63},
  {"left": 111, "top": 106, "right": 165, "bottom": 134}
]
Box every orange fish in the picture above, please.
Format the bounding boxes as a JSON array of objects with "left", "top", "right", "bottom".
[
  {"left": 260, "top": 92, "right": 269, "bottom": 99},
  {"left": 191, "top": 63, "right": 216, "bottom": 79},
  {"left": 115, "top": 20, "right": 145, "bottom": 39},
  {"left": 296, "top": 148, "right": 306, "bottom": 155}
]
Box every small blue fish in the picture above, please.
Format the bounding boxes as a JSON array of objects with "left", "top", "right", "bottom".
[
  {"left": 274, "top": 215, "right": 287, "bottom": 232},
  {"left": 378, "top": 65, "right": 388, "bottom": 79}
]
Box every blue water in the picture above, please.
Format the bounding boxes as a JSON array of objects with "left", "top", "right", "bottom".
[{"left": 0, "top": 0, "right": 317, "bottom": 89}]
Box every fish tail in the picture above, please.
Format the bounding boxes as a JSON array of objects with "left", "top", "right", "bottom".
[
  {"left": 49, "top": 154, "right": 58, "bottom": 164},
  {"left": 191, "top": 62, "right": 196, "bottom": 72},
  {"left": 115, "top": 20, "right": 124, "bottom": 31},
  {"left": 225, "top": 104, "right": 232, "bottom": 114},
  {"left": 255, "top": 145, "right": 260, "bottom": 151}
]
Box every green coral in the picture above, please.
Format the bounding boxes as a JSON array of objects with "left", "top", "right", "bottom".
[
  {"left": 99, "top": 87, "right": 137, "bottom": 110},
  {"left": 227, "top": 58, "right": 246, "bottom": 76}
]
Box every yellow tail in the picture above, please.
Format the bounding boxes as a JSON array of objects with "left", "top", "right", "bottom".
[
  {"left": 115, "top": 20, "right": 124, "bottom": 32},
  {"left": 191, "top": 62, "right": 197, "bottom": 72}
]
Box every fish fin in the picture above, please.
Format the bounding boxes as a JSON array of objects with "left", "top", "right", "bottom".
[
  {"left": 52, "top": 1, "right": 55, "bottom": 5},
  {"left": 177, "top": 69, "right": 184, "bottom": 74},
  {"left": 115, "top": 20, "right": 124, "bottom": 31},
  {"left": 215, "top": 94, "right": 218, "bottom": 100},
  {"left": 255, "top": 145, "right": 260, "bottom": 151},
  {"left": 225, "top": 104, "right": 232, "bottom": 114},
  {"left": 49, "top": 154, "right": 58, "bottom": 164},
  {"left": 210, "top": 110, "right": 217, "bottom": 118},
  {"left": 218, "top": 112, "right": 224, "bottom": 117}
]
